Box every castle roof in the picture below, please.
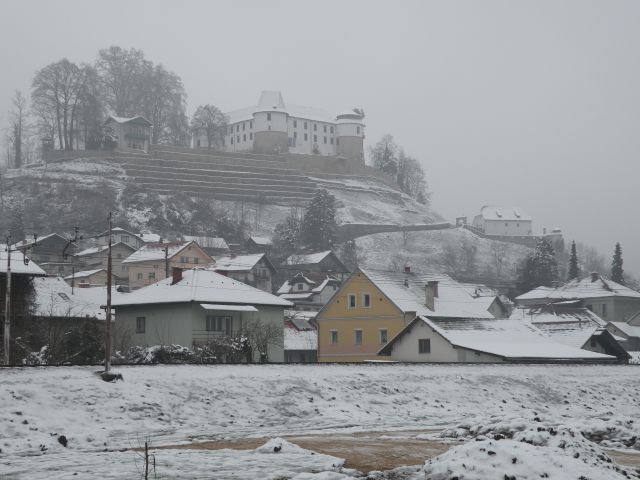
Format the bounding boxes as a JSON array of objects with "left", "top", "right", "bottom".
[{"left": 225, "top": 91, "right": 336, "bottom": 124}]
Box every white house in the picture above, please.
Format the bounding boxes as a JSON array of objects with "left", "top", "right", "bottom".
[
  {"left": 213, "top": 253, "right": 276, "bottom": 293},
  {"left": 378, "top": 316, "right": 618, "bottom": 363},
  {"left": 111, "top": 268, "right": 293, "bottom": 362},
  {"left": 104, "top": 115, "right": 152, "bottom": 152},
  {"left": 195, "top": 91, "right": 365, "bottom": 163},
  {"left": 472, "top": 206, "right": 533, "bottom": 236},
  {"left": 277, "top": 272, "right": 341, "bottom": 311}
]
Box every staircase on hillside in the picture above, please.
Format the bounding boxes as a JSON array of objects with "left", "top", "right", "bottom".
[{"left": 115, "top": 146, "right": 318, "bottom": 205}]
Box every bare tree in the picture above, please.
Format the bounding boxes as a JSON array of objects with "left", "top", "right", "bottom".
[
  {"left": 5, "top": 91, "right": 28, "bottom": 168},
  {"left": 396, "top": 150, "right": 430, "bottom": 205},
  {"left": 243, "top": 318, "right": 283, "bottom": 363},
  {"left": 190, "top": 104, "right": 228, "bottom": 149}
]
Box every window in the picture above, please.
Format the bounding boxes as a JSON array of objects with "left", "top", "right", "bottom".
[
  {"left": 293, "top": 131, "right": 297, "bottom": 139},
  {"left": 323, "top": 125, "right": 327, "bottom": 133},
  {"left": 267, "top": 113, "right": 271, "bottom": 121},
  {"left": 356, "top": 126, "right": 361, "bottom": 134},
  {"left": 58, "top": 293, "right": 70, "bottom": 301},
  {"left": 293, "top": 120, "right": 297, "bottom": 128},
  {"left": 148, "top": 272, "right": 155, "bottom": 280},
  {"left": 117, "top": 253, "right": 122, "bottom": 259},
  {"left": 330, "top": 126, "right": 334, "bottom": 134},
  {"left": 250, "top": 132, "right": 253, "bottom": 140},
  {"left": 313, "top": 124, "right": 317, "bottom": 131},
  {"left": 313, "top": 135, "right": 317, "bottom": 143},
  {"left": 137, "top": 272, "right": 143, "bottom": 280},
  {"left": 590, "top": 337, "right": 597, "bottom": 348},
  {"left": 194, "top": 257, "right": 199, "bottom": 264},
  {"left": 348, "top": 294, "right": 356, "bottom": 308},
  {"left": 418, "top": 338, "right": 431, "bottom": 354},
  {"left": 362, "top": 293, "right": 371, "bottom": 308},
  {"left": 354, "top": 329, "right": 363, "bottom": 345},
  {"left": 304, "top": 122, "right": 308, "bottom": 130},
  {"left": 136, "top": 317, "right": 146, "bottom": 334},
  {"left": 304, "top": 133, "right": 308, "bottom": 141},
  {"left": 243, "top": 134, "right": 246, "bottom": 141},
  {"left": 237, "top": 136, "right": 240, "bottom": 143},
  {"left": 228, "top": 126, "right": 233, "bottom": 134},
  {"left": 236, "top": 124, "right": 240, "bottom": 132},
  {"left": 122, "top": 265, "right": 127, "bottom": 272},
  {"left": 297, "top": 283, "right": 304, "bottom": 291},
  {"left": 121, "top": 235, "right": 130, "bottom": 243},
  {"left": 231, "top": 137, "right": 234, "bottom": 144},
  {"left": 180, "top": 256, "right": 188, "bottom": 263},
  {"left": 330, "top": 330, "right": 338, "bottom": 345},
  {"left": 250, "top": 120, "right": 253, "bottom": 129},
  {"left": 323, "top": 136, "right": 327, "bottom": 144},
  {"left": 602, "top": 304, "right": 607, "bottom": 318},
  {"left": 243, "top": 123, "right": 246, "bottom": 131},
  {"left": 379, "top": 329, "right": 388, "bottom": 344},
  {"left": 196, "top": 139, "right": 201, "bottom": 147},
  {"left": 206, "top": 315, "right": 232, "bottom": 334}
]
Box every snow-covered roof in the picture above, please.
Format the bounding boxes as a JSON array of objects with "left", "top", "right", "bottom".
[
  {"left": 0, "top": 246, "right": 46, "bottom": 275},
  {"left": 225, "top": 91, "right": 336, "bottom": 124},
  {"left": 76, "top": 242, "right": 133, "bottom": 257},
  {"left": 122, "top": 241, "right": 207, "bottom": 264},
  {"left": 359, "top": 268, "right": 498, "bottom": 319},
  {"left": 516, "top": 275, "right": 640, "bottom": 302},
  {"left": 182, "top": 236, "right": 229, "bottom": 250},
  {"left": 382, "top": 316, "right": 614, "bottom": 361},
  {"left": 478, "top": 206, "right": 532, "bottom": 222},
  {"left": 32, "top": 277, "right": 122, "bottom": 320},
  {"left": 11, "top": 233, "right": 66, "bottom": 249},
  {"left": 277, "top": 272, "right": 340, "bottom": 295},
  {"left": 283, "top": 251, "right": 333, "bottom": 266},
  {"left": 106, "top": 115, "right": 152, "bottom": 126},
  {"left": 139, "top": 233, "right": 162, "bottom": 243},
  {"left": 112, "top": 268, "right": 292, "bottom": 308},
  {"left": 213, "top": 253, "right": 268, "bottom": 272},
  {"left": 64, "top": 268, "right": 107, "bottom": 280},
  {"left": 609, "top": 321, "right": 640, "bottom": 338},
  {"left": 281, "top": 293, "right": 314, "bottom": 300},
  {"left": 248, "top": 236, "right": 272, "bottom": 246},
  {"left": 284, "top": 325, "right": 317, "bottom": 351}
]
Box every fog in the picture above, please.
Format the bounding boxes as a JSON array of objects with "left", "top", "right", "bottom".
[{"left": 1, "top": 0, "right": 639, "bottom": 274}]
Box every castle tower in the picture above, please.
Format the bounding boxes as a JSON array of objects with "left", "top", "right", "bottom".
[
  {"left": 252, "top": 91, "right": 290, "bottom": 155},
  {"left": 335, "top": 109, "right": 365, "bottom": 165}
]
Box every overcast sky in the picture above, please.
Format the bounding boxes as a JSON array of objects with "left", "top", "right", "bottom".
[{"left": 1, "top": 0, "right": 639, "bottom": 275}]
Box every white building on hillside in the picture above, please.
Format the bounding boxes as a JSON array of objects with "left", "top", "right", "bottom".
[
  {"left": 194, "top": 91, "right": 366, "bottom": 164},
  {"left": 472, "top": 205, "right": 533, "bottom": 236}
]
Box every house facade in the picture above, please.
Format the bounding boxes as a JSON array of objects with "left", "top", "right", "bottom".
[
  {"left": 75, "top": 242, "right": 135, "bottom": 283},
  {"left": 112, "top": 268, "right": 292, "bottom": 362},
  {"left": 182, "top": 236, "right": 229, "bottom": 256},
  {"left": 277, "top": 272, "right": 341, "bottom": 311},
  {"left": 316, "top": 268, "right": 502, "bottom": 363},
  {"left": 213, "top": 253, "right": 275, "bottom": 293},
  {"left": 194, "top": 91, "right": 365, "bottom": 164},
  {"left": 104, "top": 115, "right": 152, "bottom": 152},
  {"left": 472, "top": 206, "right": 533, "bottom": 236},
  {"left": 123, "top": 241, "right": 214, "bottom": 290},
  {"left": 13, "top": 233, "right": 74, "bottom": 277},
  {"left": 64, "top": 268, "right": 117, "bottom": 287},
  {"left": 281, "top": 251, "right": 350, "bottom": 281}
]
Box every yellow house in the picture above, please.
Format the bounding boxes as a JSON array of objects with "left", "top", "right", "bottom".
[{"left": 316, "top": 267, "right": 505, "bottom": 362}]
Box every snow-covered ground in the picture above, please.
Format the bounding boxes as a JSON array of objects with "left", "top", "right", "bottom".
[{"left": 1, "top": 364, "right": 639, "bottom": 479}]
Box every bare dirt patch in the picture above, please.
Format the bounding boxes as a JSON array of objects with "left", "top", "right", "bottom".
[{"left": 156, "top": 429, "right": 451, "bottom": 473}]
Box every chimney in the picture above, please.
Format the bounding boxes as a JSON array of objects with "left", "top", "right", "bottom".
[
  {"left": 425, "top": 280, "right": 439, "bottom": 311},
  {"left": 590, "top": 272, "right": 599, "bottom": 282},
  {"left": 172, "top": 267, "right": 183, "bottom": 285}
]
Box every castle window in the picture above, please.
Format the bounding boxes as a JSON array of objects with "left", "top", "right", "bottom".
[
  {"left": 229, "top": 126, "right": 233, "bottom": 134},
  {"left": 237, "top": 124, "right": 240, "bottom": 132},
  {"left": 250, "top": 121, "right": 253, "bottom": 129},
  {"left": 231, "top": 137, "right": 234, "bottom": 144},
  {"left": 293, "top": 120, "right": 297, "bottom": 128},
  {"left": 323, "top": 125, "right": 327, "bottom": 133},
  {"left": 304, "top": 122, "right": 308, "bottom": 130},
  {"left": 243, "top": 134, "right": 246, "bottom": 141},
  {"left": 314, "top": 135, "right": 317, "bottom": 142},
  {"left": 304, "top": 133, "right": 308, "bottom": 141},
  {"left": 357, "top": 126, "right": 361, "bottom": 134},
  {"left": 250, "top": 132, "right": 253, "bottom": 140},
  {"left": 313, "top": 124, "right": 317, "bottom": 131},
  {"left": 243, "top": 123, "right": 246, "bottom": 131},
  {"left": 293, "top": 131, "right": 297, "bottom": 139},
  {"left": 267, "top": 113, "right": 271, "bottom": 121},
  {"left": 330, "top": 126, "right": 334, "bottom": 134},
  {"left": 323, "top": 136, "right": 327, "bottom": 144},
  {"left": 237, "top": 136, "right": 240, "bottom": 143}
]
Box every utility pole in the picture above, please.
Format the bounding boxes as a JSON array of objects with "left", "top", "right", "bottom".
[
  {"left": 164, "top": 246, "right": 169, "bottom": 279},
  {"left": 62, "top": 227, "right": 81, "bottom": 296},
  {"left": 105, "top": 212, "right": 113, "bottom": 372},
  {"left": 4, "top": 236, "right": 11, "bottom": 365}
]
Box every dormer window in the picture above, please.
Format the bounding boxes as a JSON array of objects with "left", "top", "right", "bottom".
[{"left": 296, "top": 283, "right": 304, "bottom": 291}]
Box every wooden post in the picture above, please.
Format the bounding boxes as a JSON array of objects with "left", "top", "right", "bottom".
[
  {"left": 105, "top": 213, "right": 112, "bottom": 372},
  {"left": 3, "top": 236, "right": 11, "bottom": 365}
]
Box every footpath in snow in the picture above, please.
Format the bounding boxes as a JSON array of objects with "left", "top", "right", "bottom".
[{"left": 1, "top": 364, "right": 639, "bottom": 479}]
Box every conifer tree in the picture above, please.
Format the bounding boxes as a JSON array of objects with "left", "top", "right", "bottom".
[
  {"left": 611, "top": 242, "right": 625, "bottom": 285},
  {"left": 272, "top": 210, "right": 302, "bottom": 260},
  {"left": 567, "top": 241, "right": 580, "bottom": 280},
  {"left": 517, "top": 238, "right": 559, "bottom": 292},
  {"left": 301, "top": 189, "right": 337, "bottom": 250}
]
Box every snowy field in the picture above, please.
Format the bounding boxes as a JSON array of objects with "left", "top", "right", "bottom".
[{"left": 1, "top": 364, "right": 639, "bottom": 479}]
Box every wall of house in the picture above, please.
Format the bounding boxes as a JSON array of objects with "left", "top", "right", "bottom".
[
  {"left": 385, "top": 321, "right": 503, "bottom": 363},
  {"left": 127, "top": 244, "right": 213, "bottom": 290},
  {"left": 117, "top": 303, "right": 196, "bottom": 348},
  {"left": 473, "top": 217, "right": 533, "bottom": 236},
  {"left": 75, "top": 270, "right": 110, "bottom": 286},
  {"left": 317, "top": 271, "right": 409, "bottom": 362}
]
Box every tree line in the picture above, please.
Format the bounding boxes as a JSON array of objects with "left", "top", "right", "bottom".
[{"left": 4, "top": 46, "right": 230, "bottom": 168}]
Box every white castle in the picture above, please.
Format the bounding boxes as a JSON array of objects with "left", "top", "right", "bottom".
[{"left": 195, "top": 91, "right": 365, "bottom": 164}]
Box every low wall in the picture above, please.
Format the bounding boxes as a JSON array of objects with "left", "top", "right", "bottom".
[
  {"left": 462, "top": 225, "right": 559, "bottom": 248},
  {"left": 337, "top": 222, "right": 452, "bottom": 242}
]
